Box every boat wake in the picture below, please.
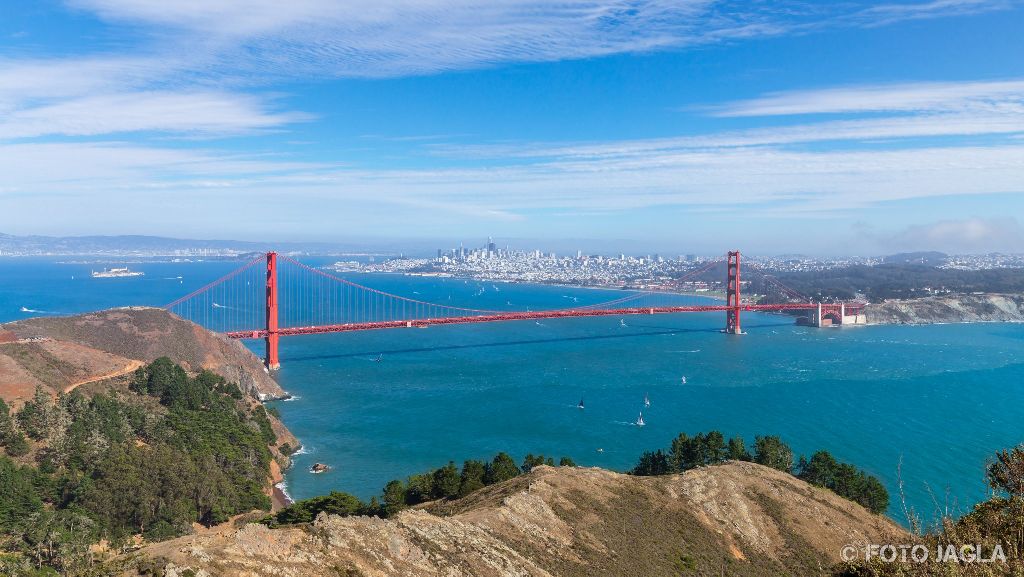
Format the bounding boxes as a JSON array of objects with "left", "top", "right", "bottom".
[{"left": 20, "top": 306, "right": 58, "bottom": 314}]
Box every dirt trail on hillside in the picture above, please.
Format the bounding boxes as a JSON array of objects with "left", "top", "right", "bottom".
[{"left": 61, "top": 358, "right": 144, "bottom": 394}]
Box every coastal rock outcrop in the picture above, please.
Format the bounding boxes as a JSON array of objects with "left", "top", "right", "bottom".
[{"left": 864, "top": 293, "right": 1024, "bottom": 325}]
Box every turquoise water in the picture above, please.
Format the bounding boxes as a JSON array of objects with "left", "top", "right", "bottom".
[{"left": 2, "top": 257, "right": 1023, "bottom": 523}]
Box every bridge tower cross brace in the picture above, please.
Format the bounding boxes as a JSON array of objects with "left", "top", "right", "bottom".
[
  {"left": 726, "top": 250, "right": 742, "bottom": 334},
  {"left": 265, "top": 251, "right": 281, "bottom": 370}
]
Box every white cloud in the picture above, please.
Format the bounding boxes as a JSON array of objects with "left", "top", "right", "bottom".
[
  {"left": 852, "top": 0, "right": 1014, "bottom": 27},
  {"left": 0, "top": 1, "right": 1009, "bottom": 140},
  {"left": 710, "top": 79, "right": 1024, "bottom": 117},
  {"left": 3, "top": 140, "right": 1023, "bottom": 215},
  {"left": 428, "top": 108, "right": 1024, "bottom": 160},
  {"left": 64, "top": 0, "right": 1011, "bottom": 78},
  {"left": 886, "top": 217, "right": 1024, "bottom": 252},
  {"left": 0, "top": 91, "right": 309, "bottom": 139}
]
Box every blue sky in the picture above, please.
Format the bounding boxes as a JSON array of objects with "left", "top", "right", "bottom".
[{"left": 2, "top": 0, "right": 1024, "bottom": 255}]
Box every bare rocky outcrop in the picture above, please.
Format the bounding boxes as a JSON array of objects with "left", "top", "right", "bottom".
[
  {"left": 135, "top": 462, "right": 907, "bottom": 577},
  {"left": 864, "top": 293, "right": 1024, "bottom": 325}
]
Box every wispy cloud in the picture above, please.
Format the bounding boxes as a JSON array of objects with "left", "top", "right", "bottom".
[
  {"left": 0, "top": 91, "right": 309, "bottom": 139},
  {"left": 4, "top": 139, "right": 1023, "bottom": 217},
  {"left": 0, "top": 1, "right": 1011, "bottom": 141},
  {"left": 708, "top": 78, "right": 1024, "bottom": 117},
  {"left": 65, "top": 0, "right": 1012, "bottom": 79},
  {"left": 851, "top": 0, "right": 1015, "bottom": 27},
  {"left": 427, "top": 108, "right": 1024, "bottom": 161}
]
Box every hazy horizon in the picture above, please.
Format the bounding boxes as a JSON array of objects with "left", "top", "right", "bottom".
[{"left": 2, "top": 229, "right": 1021, "bottom": 259}]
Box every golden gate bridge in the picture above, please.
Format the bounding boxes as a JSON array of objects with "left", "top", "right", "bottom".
[{"left": 165, "top": 251, "right": 864, "bottom": 369}]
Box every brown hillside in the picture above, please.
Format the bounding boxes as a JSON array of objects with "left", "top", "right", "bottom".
[
  {"left": 0, "top": 307, "right": 299, "bottom": 488},
  {"left": 134, "top": 462, "right": 907, "bottom": 577},
  {"left": 1, "top": 307, "right": 287, "bottom": 400}
]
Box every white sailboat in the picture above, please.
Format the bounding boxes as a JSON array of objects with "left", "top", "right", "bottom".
[
  {"left": 644, "top": 393, "right": 650, "bottom": 407},
  {"left": 680, "top": 376, "right": 687, "bottom": 385},
  {"left": 636, "top": 412, "right": 645, "bottom": 426}
]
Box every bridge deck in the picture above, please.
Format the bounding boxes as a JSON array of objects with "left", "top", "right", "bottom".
[{"left": 224, "top": 303, "right": 850, "bottom": 339}]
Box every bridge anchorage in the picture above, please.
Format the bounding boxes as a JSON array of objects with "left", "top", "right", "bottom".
[{"left": 164, "top": 250, "right": 865, "bottom": 369}]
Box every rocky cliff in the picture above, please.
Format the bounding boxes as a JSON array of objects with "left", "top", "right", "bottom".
[
  {"left": 133, "top": 462, "right": 906, "bottom": 577},
  {"left": 864, "top": 293, "right": 1024, "bottom": 325}
]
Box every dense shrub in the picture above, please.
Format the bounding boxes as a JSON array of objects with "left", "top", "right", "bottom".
[{"left": 796, "top": 451, "right": 889, "bottom": 514}]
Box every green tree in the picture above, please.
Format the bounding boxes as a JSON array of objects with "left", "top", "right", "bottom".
[
  {"left": 797, "top": 451, "right": 839, "bottom": 487},
  {"left": 17, "top": 387, "right": 52, "bottom": 441},
  {"left": 273, "top": 491, "right": 365, "bottom": 525},
  {"left": 21, "top": 509, "right": 99, "bottom": 575},
  {"left": 631, "top": 450, "right": 670, "bottom": 476},
  {"left": 459, "top": 460, "right": 486, "bottom": 497},
  {"left": 4, "top": 432, "right": 30, "bottom": 457},
  {"left": 132, "top": 357, "right": 188, "bottom": 400},
  {"left": 558, "top": 456, "right": 576, "bottom": 467},
  {"left": 431, "top": 461, "right": 461, "bottom": 499},
  {"left": 0, "top": 398, "right": 13, "bottom": 439},
  {"left": 727, "top": 436, "right": 750, "bottom": 461},
  {"left": 404, "top": 473, "right": 434, "bottom": 505},
  {"left": 704, "top": 431, "right": 726, "bottom": 464},
  {"left": 987, "top": 445, "right": 1024, "bottom": 497},
  {"left": 796, "top": 450, "right": 889, "bottom": 514},
  {"left": 669, "top": 433, "right": 695, "bottom": 471},
  {"left": 485, "top": 452, "right": 520, "bottom": 484},
  {"left": 753, "top": 435, "right": 793, "bottom": 473},
  {"left": 0, "top": 456, "right": 44, "bottom": 532},
  {"left": 382, "top": 480, "right": 407, "bottom": 516}
]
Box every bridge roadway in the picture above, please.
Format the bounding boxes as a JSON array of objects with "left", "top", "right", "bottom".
[{"left": 224, "top": 302, "right": 832, "bottom": 339}]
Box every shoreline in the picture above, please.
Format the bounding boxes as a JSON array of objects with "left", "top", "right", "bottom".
[{"left": 344, "top": 267, "right": 729, "bottom": 301}]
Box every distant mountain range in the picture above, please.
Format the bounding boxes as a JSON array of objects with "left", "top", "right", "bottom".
[{"left": 0, "top": 232, "right": 401, "bottom": 256}]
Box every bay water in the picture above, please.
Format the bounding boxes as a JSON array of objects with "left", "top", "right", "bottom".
[{"left": 2, "top": 257, "right": 1022, "bottom": 523}]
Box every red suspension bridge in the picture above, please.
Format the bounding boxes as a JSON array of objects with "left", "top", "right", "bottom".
[{"left": 165, "top": 251, "right": 864, "bottom": 369}]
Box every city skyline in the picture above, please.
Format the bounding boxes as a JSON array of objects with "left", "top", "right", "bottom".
[{"left": 3, "top": 1, "right": 1024, "bottom": 254}]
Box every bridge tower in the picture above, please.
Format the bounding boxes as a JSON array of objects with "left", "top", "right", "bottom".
[
  {"left": 265, "top": 251, "right": 280, "bottom": 370},
  {"left": 725, "top": 250, "right": 742, "bottom": 334}
]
